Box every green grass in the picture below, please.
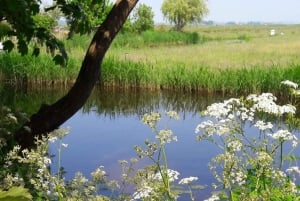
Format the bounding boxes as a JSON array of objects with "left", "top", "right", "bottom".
[
  {"left": 101, "top": 57, "right": 300, "bottom": 94},
  {"left": 0, "top": 52, "right": 80, "bottom": 84},
  {"left": 1, "top": 25, "right": 300, "bottom": 94},
  {"left": 112, "top": 30, "right": 200, "bottom": 48}
]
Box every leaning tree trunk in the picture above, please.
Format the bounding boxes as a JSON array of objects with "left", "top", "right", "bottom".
[{"left": 15, "top": 0, "right": 139, "bottom": 149}]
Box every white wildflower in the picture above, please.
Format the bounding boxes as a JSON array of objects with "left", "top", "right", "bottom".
[
  {"left": 7, "top": 113, "right": 17, "bottom": 123},
  {"left": 227, "top": 140, "right": 242, "bottom": 152},
  {"left": 91, "top": 166, "right": 106, "bottom": 182},
  {"left": 215, "top": 124, "right": 230, "bottom": 136},
  {"left": 195, "top": 120, "right": 215, "bottom": 138},
  {"left": 292, "top": 138, "right": 298, "bottom": 148},
  {"left": 286, "top": 166, "right": 300, "bottom": 176},
  {"left": 204, "top": 194, "right": 220, "bottom": 201},
  {"left": 153, "top": 169, "right": 180, "bottom": 182},
  {"left": 269, "top": 130, "right": 295, "bottom": 141},
  {"left": 156, "top": 129, "right": 177, "bottom": 144},
  {"left": 142, "top": 112, "right": 161, "bottom": 129},
  {"left": 204, "top": 102, "right": 231, "bottom": 119},
  {"left": 48, "top": 136, "right": 58, "bottom": 143},
  {"left": 257, "top": 151, "right": 273, "bottom": 165},
  {"left": 131, "top": 185, "right": 153, "bottom": 200},
  {"left": 178, "top": 176, "right": 198, "bottom": 185},
  {"left": 62, "top": 143, "right": 68, "bottom": 148},
  {"left": 254, "top": 120, "right": 273, "bottom": 131},
  {"left": 195, "top": 120, "right": 214, "bottom": 131},
  {"left": 279, "top": 104, "right": 296, "bottom": 115},
  {"left": 230, "top": 170, "right": 246, "bottom": 186},
  {"left": 248, "top": 93, "right": 295, "bottom": 115},
  {"left": 281, "top": 80, "right": 298, "bottom": 89},
  {"left": 228, "top": 114, "right": 235, "bottom": 120},
  {"left": 43, "top": 157, "right": 51, "bottom": 165}
]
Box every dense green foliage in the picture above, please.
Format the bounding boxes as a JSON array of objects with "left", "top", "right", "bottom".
[
  {"left": 60, "top": 0, "right": 112, "bottom": 38},
  {"left": 161, "top": 0, "right": 208, "bottom": 31},
  {"left": 0, "top": 0, "right": 112, "bottom": 64},
  {"left": 131, "top": 3, "right": 154, "bottom": 33},
  {"left": 32, "top": 14, "right": 57, "bottom": 32}
]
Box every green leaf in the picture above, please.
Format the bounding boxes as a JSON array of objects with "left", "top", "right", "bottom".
[
  {"left": 3, "top": 40, "right": 14, "bottom": 52},
  {"left": 0, "top": 186, "right": 32, "bottom": 201},
  {"left": 18, "top": 39, "right": 28, "bottom": 56},
  {"left": 32, "top": 47, "right": 40, "bottom": 57},
  {"left": 53, "top": 54, "right": 66, "bottom": 66}
]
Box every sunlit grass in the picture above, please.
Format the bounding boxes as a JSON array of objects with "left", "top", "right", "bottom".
[
  {"left": 1, "top": 24, "right": 300, "bottom": 93},
  {"left": 108, "top": 32, "right": 300, "bottom": 70},
  {"left": 0, "top": 52, "right": 79, "bottom": 84}
]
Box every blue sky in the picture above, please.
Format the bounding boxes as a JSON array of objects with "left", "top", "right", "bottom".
[
  {"left": 138, "top": 0, "right": 300, "bottom": 24},
  {"left": 42, "top": 0, "right": 300, "bottom": 24}
]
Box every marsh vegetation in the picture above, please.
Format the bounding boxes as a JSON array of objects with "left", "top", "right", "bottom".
[{"left": 1, "top": 25, "right": 300, "bottom": 94}]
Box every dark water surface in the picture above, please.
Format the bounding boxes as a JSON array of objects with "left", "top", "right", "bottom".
[{"left": 1, "top": 85, "right": 230, "bottom": 200}]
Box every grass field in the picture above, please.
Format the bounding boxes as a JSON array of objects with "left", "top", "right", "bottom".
[
  {"left": 108, "top": 24, "right": 300, "bottom": 69},
  {"left": 1, "top": 24, "right": 300, "bottom": 93}
]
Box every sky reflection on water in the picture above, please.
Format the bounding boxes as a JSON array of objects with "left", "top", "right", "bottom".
[
  {"left": 49, "top": 91, "right": 224, "bottom": 200},
  {"left": 0, "top": 84, "right": 227, "bottom": 200}
]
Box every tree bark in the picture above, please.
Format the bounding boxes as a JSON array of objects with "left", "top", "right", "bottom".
[{"left": 15, "top": 0, "right": 139, "bottom": 149}]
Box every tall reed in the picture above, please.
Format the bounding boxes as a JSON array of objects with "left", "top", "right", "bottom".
[
  {"left": 102, "top": 57, "right": 300, "bottom": 94},
  {"left": 0, "top": 52, "right": 80, "bottom": 85},
  {"left": 112, "top": 30, "right": 200, "bottom": 48}
]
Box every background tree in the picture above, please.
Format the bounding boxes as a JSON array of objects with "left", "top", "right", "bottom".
[
  {"left": 32, "top": 14, "right": 57, "bottom": 31},
  {"left": 56, "top": 0, "right": 113, "bottom": 38},
  {"left": 132, "top": 3, "right": 154, "bottom": 33},
  {"left": 43, "top": 4, "right": 64, "bottom": 25},
  {"left": 161, "top": 0, "right": 208, "bottom": 31}
]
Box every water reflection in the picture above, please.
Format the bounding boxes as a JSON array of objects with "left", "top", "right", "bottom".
[
  {"left": 0, "top": 84, "right": 229, "bottom": 200},
  {"left": 0, "top": 85, "right": 226, "bottom": 118},
  {"left": 84, "top": 86, "right": 226, "bottom": 119}
]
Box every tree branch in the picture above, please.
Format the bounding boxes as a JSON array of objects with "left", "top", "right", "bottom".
[{"left": 15, "top": 0, "right": 139, "bottom": 149}]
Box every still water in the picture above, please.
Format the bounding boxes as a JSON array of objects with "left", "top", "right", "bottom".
[{"left": 1, "top": 85, "right": 229, "bottom": 200}]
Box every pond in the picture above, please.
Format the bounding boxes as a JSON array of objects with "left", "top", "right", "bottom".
[{"left": 0, "top": 85, "right": 234, "bottom": 200}]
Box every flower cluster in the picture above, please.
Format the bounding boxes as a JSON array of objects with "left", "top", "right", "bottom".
[
  {"left": 142, "top": 112, "right": 161, "bottom": 130},
  {"left": 131, "top": 183, "right": 153, "bottom": 200},
  {"left": 132, "top": 111, "right": 202, "bottom": 200},
  {"left": 281, "top": 80, "right": 298, "bottom": 89},
  {"left": 153, "top": 169, "right": 180, "bottom": 182},
  {"left": 247, "top": 93, "right": 296, "bottom": 116},
  {"left": 178, "top": 176, "right": 198, "bottom": 185},
  {"left": 156, "top": 129, "right": 178, "bottom": 144},
  {"left": 196, "top": 82, "right": 300, "bottom": 200}
]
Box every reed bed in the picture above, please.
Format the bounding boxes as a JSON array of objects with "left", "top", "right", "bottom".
[
  {"left": 101, "top": 57, "right": 300, "bottom": 94},
  {"left": 0, "top": 52, "right": 80, "bottom": 85},
  {"left": 112, "top": 30, "right": 200, "bottom": 48}
]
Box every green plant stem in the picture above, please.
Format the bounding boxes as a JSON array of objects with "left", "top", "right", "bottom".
[
  {"left": 188, "top": 185, "right": 195, "bottom": 201},
  {"left": 160, "top": 145, "right": 174, "bottom": 200},
  {"left": 56, "top": 138, "right": 63, "bottom": 201},
  {"left": 280, "top": 141, "right": 284, "bottom": 170}
]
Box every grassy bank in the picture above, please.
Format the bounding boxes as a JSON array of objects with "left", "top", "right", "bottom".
[
  {"left": 2, "top": 52, "right": 299, "bottom": 93},
  {"left": 0, "top": 52, "right": 80, "bottom": 85},
  {"left": 1, "top": 25, "right": 300, "bottom": 93},
  {"left": 101, "top": 57, "right": 300, "bottom": 94}
]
